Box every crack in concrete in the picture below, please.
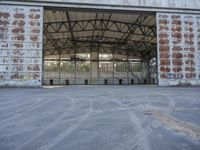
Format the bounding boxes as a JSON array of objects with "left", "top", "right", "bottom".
[
  {"left": 15, "top": 96, "right": 76, "bottom": 150},
  {"left": 39, "top": 99, "right": 93, "bottom": 150}
]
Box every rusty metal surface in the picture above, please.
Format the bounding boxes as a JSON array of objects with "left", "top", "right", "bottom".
[
  {"left": 0, "top": 5, "right": 43, "bottom": 87},
  {"left": 157, "top": 13, "right": 200, "bottom": 86}
]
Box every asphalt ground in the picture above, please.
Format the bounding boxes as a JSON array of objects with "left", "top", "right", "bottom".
[{"left": 0, "top": 85, "right": 200, "bottom": 150}]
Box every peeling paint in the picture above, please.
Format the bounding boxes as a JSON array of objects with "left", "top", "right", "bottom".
[
  {"left": 0, "top": 5, "right": 43, "bottom": 87},
  {"left": 157, "top": 13, "right": 200, "bottom": 86}
]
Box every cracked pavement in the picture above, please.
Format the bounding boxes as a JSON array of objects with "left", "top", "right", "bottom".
[{"left": 0, "top": 85, "right": 200, "bottom": 150}]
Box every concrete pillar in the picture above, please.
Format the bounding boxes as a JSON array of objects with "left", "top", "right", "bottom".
[
  {"left": 141, "top": 54, "right": 146, "bottom": 84},
  {"left": 127, "top": 53, "right": 129, "bottom": 85},
  {"left": 90, "top": 51, "right": 98, "bottom": 84},
  {"left": 147, "top": 51, "right": 151, "bottom": 84}
]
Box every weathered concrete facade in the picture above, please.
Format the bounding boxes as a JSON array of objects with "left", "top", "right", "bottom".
[
  {"left": 1, "top": 0, "right": 200, "bottom": 11},
  {"left": 157, "top": 13, "right": 200, "bottom": 86},
  {"left": 0, "top": 5, "right": 43, "bottom": 87},
  {"left": 0, "top": 0, "right": 200, "bottom": 86}
]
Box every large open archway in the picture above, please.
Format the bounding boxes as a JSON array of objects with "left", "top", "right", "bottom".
[{"left": 43, "top": 9, "right": 157, "bottom": 85}]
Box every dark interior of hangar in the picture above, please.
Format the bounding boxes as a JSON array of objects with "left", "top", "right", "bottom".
[{"left": 43, "top": 9, "right": 157, "bottom": 85}]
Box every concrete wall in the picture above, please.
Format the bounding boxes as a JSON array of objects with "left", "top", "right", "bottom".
[
  {"left": 0, "top": 5, "right": 43, "bottom": 87},
  {"left": 1, "top": 0, "right": 200, "bottom": 10},
  {"left": 157, "top": 13, "right": 200, "bottom": 86},
  {"left": 37, "top": 0, "right": 199, "bottom": 10},
  {"left": 1, "top": 1, "right": 200, "bottom": 14},
  {"left": 1, "top": 2, "right": 200, "bottom": 87}
]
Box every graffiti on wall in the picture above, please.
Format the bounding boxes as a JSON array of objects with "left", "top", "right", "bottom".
[
  {"left": 0, "top": 5, "right": 43, "bottom": 86},
  {"left": 157, "top": 13, "right": 200, "bottom": 86}
]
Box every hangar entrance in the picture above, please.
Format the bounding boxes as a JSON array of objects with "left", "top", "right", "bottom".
[{"left": 43, "top": 9, "right": 157, "bottom": 85}]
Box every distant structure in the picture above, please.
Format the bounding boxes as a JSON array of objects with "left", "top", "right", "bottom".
[{"left": 0, "top": 0, "right": 200, "bottom": 87}]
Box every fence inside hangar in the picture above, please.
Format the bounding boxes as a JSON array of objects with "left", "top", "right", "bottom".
[{"left": 43, "top": 52, "right": 153, "bottom": 85}]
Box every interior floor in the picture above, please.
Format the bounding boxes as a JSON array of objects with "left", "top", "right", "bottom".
[{"left": 43, "top": 9, "right": 157, "bottom": 85}]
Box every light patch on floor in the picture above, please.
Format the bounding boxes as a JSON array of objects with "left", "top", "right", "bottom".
[{"left": 147, "top": 110, "right": 200, "bottom": 141}]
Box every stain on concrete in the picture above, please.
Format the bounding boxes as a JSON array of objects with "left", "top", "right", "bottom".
[{"left": 147, "top": 110, "right": 200, "bottom": 141}]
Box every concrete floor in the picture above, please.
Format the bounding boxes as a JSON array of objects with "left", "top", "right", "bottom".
[{"left": 0, "top": 86, "right": 200, "bottom": 150}]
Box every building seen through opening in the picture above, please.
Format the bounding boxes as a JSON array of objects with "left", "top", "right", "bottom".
[{"left": 43, "top": 9, "right": 157, "bottom": 85}]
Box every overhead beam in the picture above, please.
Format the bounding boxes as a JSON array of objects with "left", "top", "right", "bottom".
[
  {"left": 120, "top": 14, "right": 150, "bottom": 42},
  {"left": 44, "top": 29, "right": 155, "bottom": 38},
  {"left": 44, "top": 28, "right": 61, "bottom": 55},
  {"left": 44, "top": 36, "right": 156, "bottom": 45},
  {"left": 65, "top": 11, "right": 75, "bottom": 44},
  {"left": 100, "top": 13, "right": 112, "bottom": 40},
  {"left": 44, "top": 19, "right": 156, "bottom": 32}
]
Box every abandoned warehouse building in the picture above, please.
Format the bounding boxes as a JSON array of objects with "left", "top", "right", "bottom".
[{"left": 0, "top": 0, "right": 200, "bottom": 87}]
